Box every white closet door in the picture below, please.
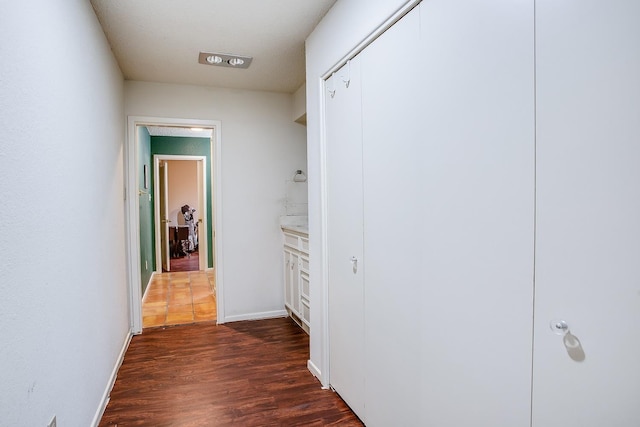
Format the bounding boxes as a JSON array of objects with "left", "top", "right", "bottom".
[
  {"left": 417, "top": 1, "right": 535, "bottom": 425},
  {"left": 533, "top": 1, "right": 640, "bottom": 425},
  {"left": 359, "top": 7, "right": 423, "bottom": 426},
  {"left": 326, "top": 60, "right": 366, "bottom": 419}
]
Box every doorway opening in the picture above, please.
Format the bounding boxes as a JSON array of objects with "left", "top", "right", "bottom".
[
  {"left": 125, "top": 116, "right": 225, "bottom": 334},
  {"left": 141, "top": 153, "right": 214, "bottom": 329},
  {"left": 154, "top": 155, "right": 207, "bottom": 273}
]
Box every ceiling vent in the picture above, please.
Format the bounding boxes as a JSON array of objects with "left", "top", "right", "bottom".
[{"left": 198, "top": 52, "right": 253, "bottom": 69}]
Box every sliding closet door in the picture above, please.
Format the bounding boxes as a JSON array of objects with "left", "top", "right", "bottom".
[
  {"left": 533, "top": 1, "right": 640, "bottom": 425},
  {"left": 325, "top": 60, "right": 366, "bottom": 419},
  {"left": 359, "top": 7, "right": 423, "bottom": 426},
  {"left": 417, "top": 1, "right": 535, "bottom": 425}
]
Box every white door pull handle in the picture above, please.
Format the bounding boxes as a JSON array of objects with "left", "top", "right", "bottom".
[
  {"left": 549, "top": 319, "right": 585, "bottom": 361},
  {"left": 550, "top": 320, "right": 569, "bottom": 335}
]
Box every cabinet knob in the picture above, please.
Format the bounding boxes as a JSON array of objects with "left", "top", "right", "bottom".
[{"left": 350, "top": 256, "right": 358, "bottom": 274}]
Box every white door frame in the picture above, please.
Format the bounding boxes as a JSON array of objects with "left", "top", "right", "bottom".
[
  {"left": 153, "top": 155, "right": 208, "bottom": 274},
  {"left": 125, "top": 116, "right": 224, "bottom": 334}
]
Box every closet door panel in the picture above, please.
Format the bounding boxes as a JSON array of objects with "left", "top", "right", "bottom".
[
  {"left": 325, "top": 60, "right": 366, "bottom": 419},
  {"left": 533, "top": 1, "right": 640, "bottom": 425},
  {"left": 417, "top": 1, "right": 535, "bottom": 425},
  {"left": 360, "top": 8, "right": 423, "bottom": 426}
]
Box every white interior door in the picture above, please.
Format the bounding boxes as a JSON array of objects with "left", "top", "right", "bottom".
[
  {"left": 533, "top": 1, "right": 640, "bottom": 425},
  {"left": 359, "top": 8, "right": 422, "bottom": 425},
  {"left": 159, "top": 160, "right": 171, "bottom": 272},
  {"left": 326, "top": 60, "right": 366, "bottom": 420}
]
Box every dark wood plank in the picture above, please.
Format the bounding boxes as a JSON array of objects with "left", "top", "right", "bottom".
[{"left": 99, "top": 317, "right": 363, "bottom": 426}]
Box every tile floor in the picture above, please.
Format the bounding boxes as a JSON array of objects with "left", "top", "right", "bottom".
[{"left": 142, "top": 270, "right": 216, "bottom": 328}]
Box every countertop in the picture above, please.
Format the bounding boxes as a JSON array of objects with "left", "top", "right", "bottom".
[
  {"left": 281, "top": 224, "right": 308, "bottom": 235},
  {"left": 280, "top": 215, "right": 308, "bottom": 235}
]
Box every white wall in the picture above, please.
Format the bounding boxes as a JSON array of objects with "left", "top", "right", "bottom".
[
  {"left": 168, "top": 160, "right": 199, "bottom": 224},
  {"left": 0, "top": 1, "right": 128, "bottom": 426},
  {"left": 305, "top": 0, "right": 417, "bottom": 384},
  {"left": 292, "top": 83, "right": 307, "bottom": 124},
  {"left": 125, "top": 81, "right": 307, "bottom": 321}
]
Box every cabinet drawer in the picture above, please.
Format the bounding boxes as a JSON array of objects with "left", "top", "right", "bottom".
[
  {"left": 283, "top": 230, "right": 309, "bottom": 253},
  {"left": 284, "top": 232, "right": 299, "bottom": 247}
]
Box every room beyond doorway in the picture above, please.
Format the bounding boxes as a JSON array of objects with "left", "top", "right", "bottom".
[{"left": 155, "top": 156, "right": 207, "bottom": 274}]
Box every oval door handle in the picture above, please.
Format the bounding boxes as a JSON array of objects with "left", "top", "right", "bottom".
[{"left": 350, "top": 256, "right": 358, "bottom": 274}]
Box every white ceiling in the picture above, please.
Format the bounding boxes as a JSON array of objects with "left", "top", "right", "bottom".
[{"left": 90, "top": 0, "right": 337, "bottom": 94}]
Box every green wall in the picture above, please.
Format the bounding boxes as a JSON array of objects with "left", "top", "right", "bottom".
[
  {"left": 138, "top": 126, "right": 154, "bottom": 294},
  {"left": 150, "top": 136, "right": 214, "bottom": 269}
]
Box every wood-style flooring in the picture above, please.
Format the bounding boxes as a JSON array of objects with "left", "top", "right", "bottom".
[
  {"left": 99, "top": 317, "right": 363, "bottom": 426},
  {"left": 167, "top": 250, "right": 200, "bottom": 272},
  {"left": 142, "top": 270, "right": 216, "bottom": 328}
]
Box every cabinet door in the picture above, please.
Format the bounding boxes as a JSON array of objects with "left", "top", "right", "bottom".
[
  {"left": 326, "top": 59, "right": 366, "bottom": 419},
  {"left": 283, "top": 249, "right": 293, "bottom": 309},
  {"left": 290, "top": 251, "right": 301, "bottom": 315},
  {"left": 416, "top": 1, "right": 535, "bottom": 425},
  {"left": 300, "top": 271, "right": 310, "bottom": 326},
  {"left": 533, "top": 1, "right": 640, "bottom": 425}
]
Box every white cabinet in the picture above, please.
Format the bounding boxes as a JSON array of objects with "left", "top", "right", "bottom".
[
  {"left": 323, "top": 0, "right": 640, "bottom": 426},
  {"left": 282, "top": 228, "right": 310, "bottom": 333}
]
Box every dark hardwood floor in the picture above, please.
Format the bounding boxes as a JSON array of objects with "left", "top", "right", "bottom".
[{"left": 99, "top": 317, "right": 362, "bottom": 426}]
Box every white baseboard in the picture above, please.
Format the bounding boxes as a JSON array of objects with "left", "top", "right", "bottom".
[
  {"left": 91, "top": 331, "right": 133, "bottom": 427},
  {"left": 141, "top": 272, "right": 156, "bottom": 301},
  {"left": 307, "top": 359, "right": 326, "bottom": 387},
  {"left": 222, "top": 309, "right": 288, "bottom": 323}
]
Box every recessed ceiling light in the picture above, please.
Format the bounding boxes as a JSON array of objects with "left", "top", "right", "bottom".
[
  {"left": 227, "top": 57, "right": 244, "bottom": 67},
  {"left": 206, "top": 55, "right": 223, "bottom": 64},
  {"left": 190, "top": 127, "right": 205, "bottom": 131},
  {"left": 198, "top": 52, "right": 252, "bottom": 69}
]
